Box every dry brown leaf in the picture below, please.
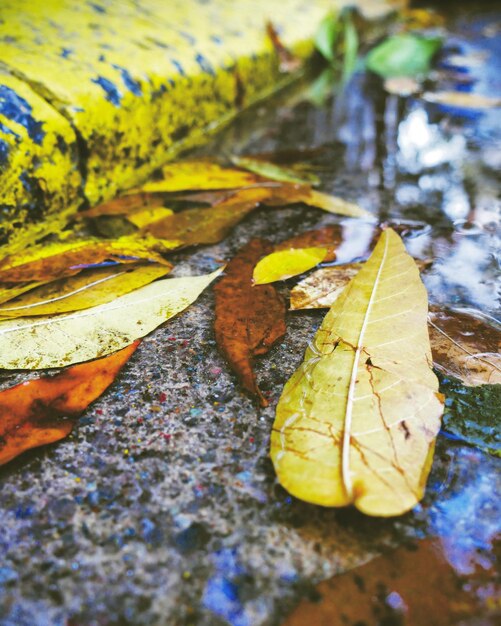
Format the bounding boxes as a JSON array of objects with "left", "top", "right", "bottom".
[
  {"left": 214, "top": 239, "right": 286, "bottom": 407},
  {"left": 0, "top": 342, "right": 139, "bottom": 466},
  {"left": 79, "top": 192, "right": 166, "bottom": 219},
  {"left": 145, "top": 187, "right": 272, "bottom": 246}
]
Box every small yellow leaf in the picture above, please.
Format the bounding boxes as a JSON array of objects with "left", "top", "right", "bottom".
[
  {"left": 305, "top": 189, "right": 372, "bottom": 217},
  {"left": 253, "top": 248, "right": 329, "bottom": 285},
  {"left": 137, "top": 160, "right": 257, "bottom": 193},
  {"left": 0, "top": 263, "right": 170, "bottom": 318},
  {"left": 0, "top": 268, "right": 223, "bottom": 369},
  {"left": 271, "top": 229, "right": 444, "bottom": 517}
]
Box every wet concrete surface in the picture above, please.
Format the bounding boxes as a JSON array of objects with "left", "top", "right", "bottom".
[{"left": 0, "top": 4, "right": 500, "bottom": 626}]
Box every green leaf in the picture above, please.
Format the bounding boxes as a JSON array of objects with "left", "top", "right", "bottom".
[
  {"left": 342, "top": 12, "right": 359, "bottom": 80},
  {"left": 0, "top": 268, "right": 223, "bottom": 369},
  {"left": 315, "top": 12, "right": 341, "bottom": 62},
  {"left": 366, "top": 34, "right": 442, "bottom": 78}
]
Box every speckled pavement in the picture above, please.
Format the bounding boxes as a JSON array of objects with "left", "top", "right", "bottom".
[{"left": 1, "top": 55, "right": 500, "bottom": 623}]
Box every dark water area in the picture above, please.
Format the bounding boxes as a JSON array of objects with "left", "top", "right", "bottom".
[{"left": 0, "top": 4, "right": 499, "bottom": 626}]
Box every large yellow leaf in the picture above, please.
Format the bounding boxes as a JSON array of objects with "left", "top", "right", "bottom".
[
  {"left": 0, "top": 268, "right": 222, "bottom": 369},
  {"left": 270, "top": 229, "right": 444, "bottom": 517},
  {"left": 0, "top": 263, "right": 170, "bottom": 318}
]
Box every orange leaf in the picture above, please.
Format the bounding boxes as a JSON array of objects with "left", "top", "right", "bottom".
[
  {"left": 214, "top": 239, "right": 286, "bottom": 407},
  {"left": 0, "top": 342, "right": 139, "bottom": 466},
  {"left": 79, "top": 192, "right": 165, "bottom": 218}
]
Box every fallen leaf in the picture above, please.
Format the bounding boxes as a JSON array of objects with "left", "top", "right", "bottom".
[
  {"left": 428, "top": 307, "right": 501, "bottom": 386},
  {"left": 145, "top": 187, "right": 272, "bottom": 245},
  {"left": 231, "top": 155, "right": 320, "bottom": 186},
  {"left": 270, "top": 229, "right": 444, "bottom": 516},
  {"left": 0, "top": 342, "right": 139, "bottom": 466},
  {"left": 290, "top": 258, "right": 431, "bottom": 310},
  {"left": 441, "top": 376, "right": 501, "bottom": 457},
  {"left": 253, "top": 248, "right": 329, "bottom": 285},
  {"left": 214, "top": 239, "right": 286, "bottom": 407},
  {"left": 290, "top": 263, "right": 363, "bottom": 309},
  {"left": 266, "top": 21, "right": 302, "bottom": 73},
  {"left": 0, "top": 236, "right": 174, "bottom": 284},
  {"left": 283, "top": 539, "right": 487, "bottom": 626},
  {"left": 0, "top": 282, "right": 46, "bottom": 306},
  {"left": 266, "top": 185, "right": 372, "bottom": 218},
  {"left": 0, "top": 263, "right": 170, "bottom": 318},
  {"left": 0, "top": 268, "right": 223, "bottom": 369},
  {"left": 366, "top": 34, "right": 442, "bottom": 78},
  {"left": 138, "top": 160, "right": 258, "bottom": 193},
  {"left": 79, "top": 192, "right": 166, "bottom": 218},
  {"left": 253, "top": 225, "right": 343, "bottom": 284},
  {"left": 422, "top": 91, "right": 501, "bottom": 109}
]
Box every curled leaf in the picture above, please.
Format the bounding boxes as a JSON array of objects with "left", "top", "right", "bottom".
[
  {"left": 428, "top": 307, "right": 501, "bottom": 386},
  {"left": 138, "top": 160, "right": 257, "bottom": 193},
  {"left": 0, "top": 236, "right": 174, "bottom": 283},
  {"left": 271, "top": 229, "right": 444, "bottom": 516},
  {"left": 214, "top": 239, "right": 286, "bottom": 407},
  {"left": 0, "top": 268, "right": 223, "bottom": 369},
  {"left": 0, "top": 342, "right": 139, "bottom": 466},
  {"left": 0, "top": 263, "right": 170, "bottom": 318}
]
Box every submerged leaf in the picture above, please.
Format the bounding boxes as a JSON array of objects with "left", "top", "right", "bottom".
[
  {"left": 366, "top": 34, "right": 442, "bottom": 78},
  {"left": 0, "top": 268, "right": 223, "bottom": 369},
  {"left": 0, "top": 342, "right": 139, "bottom": 466},
  {"left": 0, "top": 236, "right": 174, "bottom": 284},
  {"left": 138, "top": 160, "right": 257, "bottom": 193},
  {"left": 283, "top": 539, "right": 484, "bottom": 626},
  {"left": 253, "top": 225, "right": 343, "bottom": 284},
  {"left": 0, "top": 264, "right": 170, "bottom": 318},
  {"left": 214, "top": 239, "right": 286, "bottom": 407},
  {"left": 231, "top": 155, "right": 320, "bottom": 186},
  {"left": 429, "top": 307, "right": 501, "bottom": 386},
  {"left": 271, "top": 229, "right": 444, "bottom": 516},
  {"left": 422, "top": 91, "right": 501, "bottom": 109}
]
